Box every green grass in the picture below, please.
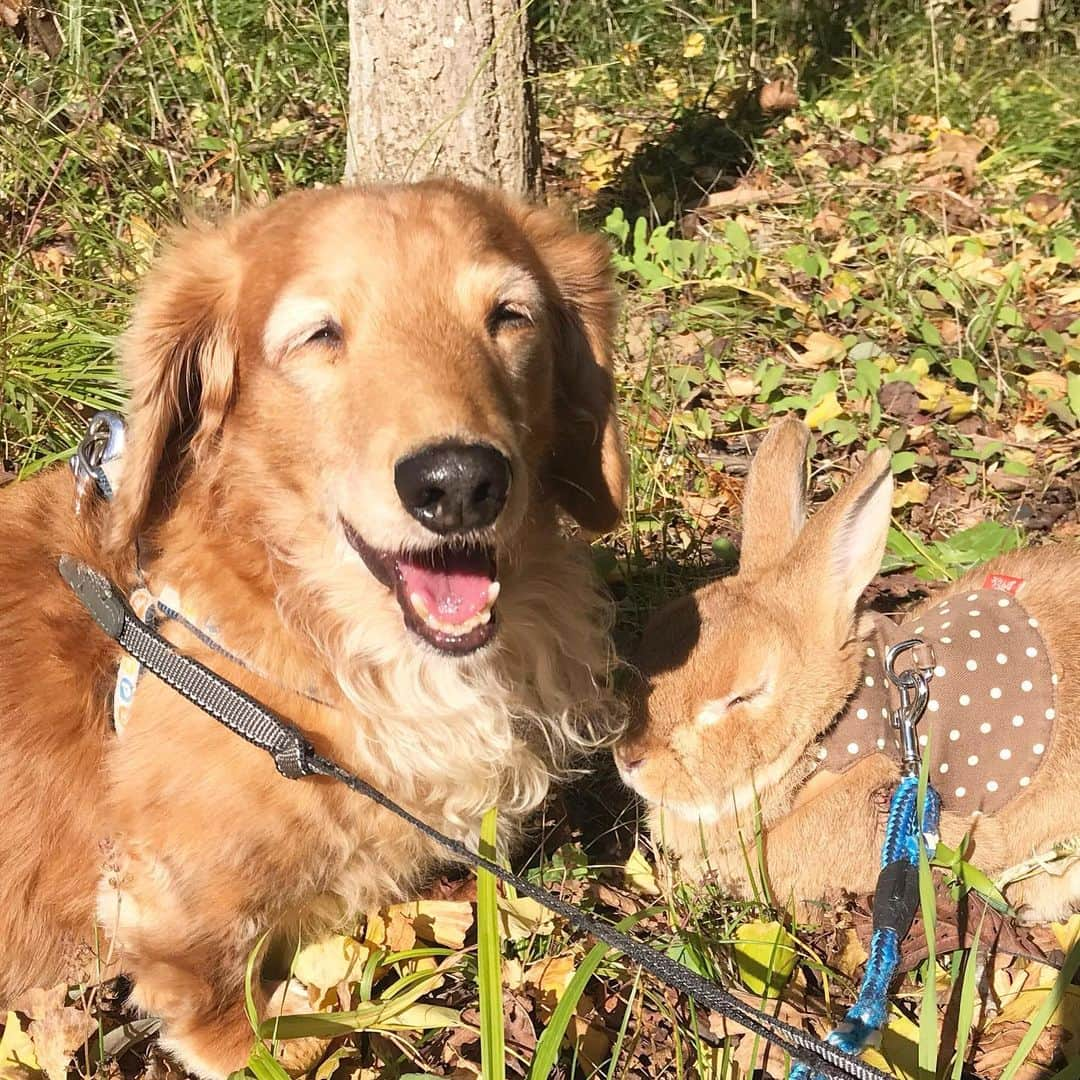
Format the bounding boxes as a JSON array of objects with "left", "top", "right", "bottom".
[{"left": 2, "top": 1, "right": 1079, "bottom": 1077}]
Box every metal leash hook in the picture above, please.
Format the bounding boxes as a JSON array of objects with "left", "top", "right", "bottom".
[
  {"left": 884, "top": 638, "right": 936, "bottom": 776},
  {"left": 70, "top": 411, "right": 126, "bottom": 513}
]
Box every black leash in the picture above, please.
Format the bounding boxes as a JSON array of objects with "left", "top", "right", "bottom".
[{"left": 59, "top": 556, "right": 894, "bottom": 1080}]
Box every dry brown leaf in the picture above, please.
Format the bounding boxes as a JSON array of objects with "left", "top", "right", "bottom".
[
  {"left": 791, "top": 330, "right": 846, "bottom": 369},
  {"left": 926, "top": 130, "right": 986, "bottom": 188},
  {"left": 681, "top": 493, "right": 726, "bottom": 521},
  {"left": 810, "top": 207, "right": 845, "bottom": 239},
  {"left": 1025, "top": 370, "right": 1068, "bottom": 399},
  {"left": 702, "top": 181, "right": 798, "bottom": 211},
  {"left": 1025, "top": 192, "right": 1070, "bottom": 226},
  {"left": 759, "top": 79, "right": 798, "bottom": 114},
  {"left": 28, "top": 1006, "right": 95, "bottom": 1080}
]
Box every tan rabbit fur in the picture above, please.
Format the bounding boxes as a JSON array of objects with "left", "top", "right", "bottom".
[{"left": 617, "top": 416, "right": 1080, "bottom": 922}]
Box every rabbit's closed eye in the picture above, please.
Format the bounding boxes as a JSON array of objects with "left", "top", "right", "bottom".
[{"left": 695, "top": 682, "right": 769, "bottom": 726}]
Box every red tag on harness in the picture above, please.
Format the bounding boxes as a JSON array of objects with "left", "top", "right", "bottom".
[{"left": 983, "top": 573, "right": 1024, "bottom": 595}]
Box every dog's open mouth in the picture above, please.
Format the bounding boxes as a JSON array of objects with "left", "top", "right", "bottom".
[{"left": 343, "top": 521, "right": 499, "bottom": 655}]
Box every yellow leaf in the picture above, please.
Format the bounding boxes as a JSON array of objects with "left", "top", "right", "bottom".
[
  {"left": 943, "top": 386, "right": 974, "bottom": 420},
  {"left": 916, "top": 375, "right": 947, "bottom": 410},
  {"left": 997, "top": 965, "right": 1080, "bottom": 1033},
  {"left": 862, "top": 1010, "right": 923, "bottom": 1080},
  {"left": 794, "top": 330, "right": 847, "bottom": 369},
  {"left": 0, "top": 1012, "right": 41, "bottom": 1079},
  {"left": 1056, "top": 285, "right": 1080, "bottom": 305},
  {"left": 362, "top": 907, "right": 417, "bottom": 953},
  {"left": 498, "top": 895, "right": 556, "bottom": 942},
  {"left": 618, "top": 41, "right": 640, "bottom": 66},
  {"left": 524, "top": 954, "right": 577, "bottom": 1016},
  {"left": 683, "top": 31, "right": 705, "bottom": 58},
  {"left": 1053, "top": 914, "right": 1080, "bottom": 952},
  {"left": 624, "top": 846, "right": 661, "bottom": 897},
  {"left": 404, "top": 900, "right": 475, "bottom": 950},
  {"left": 732, "top": 921, "right": 799, "bottom": 998},
  {"left": 805, "top": 391, "right": 843, "bottom": 430},
  {"left": 829, "top": 236, "right": 858, "bottom": 263},
  {"left": 893, "top": 479, "right": 930, "bottom": 508},
  {"left": 293, "top": 935, "right": 370, "bottom": 992},
  {"left": 656, "top": 76, "right": 680, "bottom": 102}
]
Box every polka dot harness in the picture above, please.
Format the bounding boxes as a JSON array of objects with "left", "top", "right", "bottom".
[{"left": 816, "top": 582, "right": 1058, "bottom": 814}]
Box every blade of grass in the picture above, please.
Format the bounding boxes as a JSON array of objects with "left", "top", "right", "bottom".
[
  {"left": 527, "top": 909, "right": 657, "bottom": 1080},
  {"left": 477, "top": 807, "right": 506, "bottom": 1080},
  {"left": 242, "top": 932, "right": 291, "bottom": 1080},
  {"left": 948, "top": 911, "right": 986, "bottom": 1080},
  {"left": 1000, "top": 939, "right": 1080, "bottom": 1080},
  {"left": 916, "top": 749, "right": 939, "bottom": 1080}
]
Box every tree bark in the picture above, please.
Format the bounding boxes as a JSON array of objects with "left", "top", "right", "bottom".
[{"left": 346, "top": 0, "right": 541, "bottom": 197}]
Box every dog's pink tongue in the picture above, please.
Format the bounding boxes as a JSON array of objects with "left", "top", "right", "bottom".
[{"left": 398, "top": 550, "right": 495, "bottom": 625}]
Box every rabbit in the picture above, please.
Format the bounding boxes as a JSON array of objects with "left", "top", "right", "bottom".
[{"left": 616, "top": 416, "right": 1080, "bottom": 923}]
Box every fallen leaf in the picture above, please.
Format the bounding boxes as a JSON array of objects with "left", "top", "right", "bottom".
[
  {"left": 793, "top": 331, "right": 847, "bottom": 369},
  {"left": 497, "top": 895, "right": 556, "bottom": 942},
  {"left": 805, "top": 391, "right": 843, "bottom": 429},
  {"left": 893, "top": 478, "right": 931, "bottom": 507},
  {"left": 732, "top": 920, "right": 798, "bottom": 997},
  {"left": 624, "top": 846, "right": 661, "bottom": 896},
  {"left": 656, "top": 76, "right": 680, "bottom": 102},
  {"left": 293, "top": 935, "right": 370, "bottom": 991},
  {"left": 405, "top": 900, "right": 475, "bottom": 949},
  {"left": 682, "top": 31, "right": 705, "bottom": 58},
  {"left": 831, "top": 927, "right": 869, "bottom": 978},
  {"left": 759, "top": 79, "right": 798, "bottom": 114},
  {"left": 0, "top": 1012, "right": 41, "bottom": 1079},
  {"left": 1053, "top": 914, "right": 1080, "bottom": 952},
  {"left": 810, "top": 207, "right": 845, "bottom": 238},
  {"left": 702, "top": 181, "right": 798, "bottom": 211},
  {"left": 524, "top": 954, "right": 577, "bottom": 1016},
  {"left": 723, "top": 374, "right": 758, "bottom": 397},
  {"left": 28, "top": 1006, "right": 94, "bottom": 1080},
  {"left": 1025, "top": 370, "right": 1068, "bottom": 399}
]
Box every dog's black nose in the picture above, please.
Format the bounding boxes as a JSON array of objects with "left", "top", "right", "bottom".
[{"left": 394, "top": 442, "right": 511, "bottom": 534}]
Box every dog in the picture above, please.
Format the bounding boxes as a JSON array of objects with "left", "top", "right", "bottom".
[{"left": 0, "top": 180, "right": 626, "bottom": 1077}]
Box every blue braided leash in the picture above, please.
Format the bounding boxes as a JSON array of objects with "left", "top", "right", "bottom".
[{"left": 791, "top": 773, "right": 942, "bottom": 1080}]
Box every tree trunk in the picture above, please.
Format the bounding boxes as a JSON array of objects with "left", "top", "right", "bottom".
[{"left": 345, "top": 0, "right": 541, "bottom": 197}]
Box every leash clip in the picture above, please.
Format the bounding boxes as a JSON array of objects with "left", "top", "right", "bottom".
[
  {"left": 884, "top": 638, "right": 936, "bottom": 776},
  {"left": 71, "top": 411, "right": 126, "bottom": 513}
]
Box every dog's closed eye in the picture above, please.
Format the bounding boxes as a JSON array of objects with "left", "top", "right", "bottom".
[{"left": 488, "top": 301, "right": 534, "bottom": 335}]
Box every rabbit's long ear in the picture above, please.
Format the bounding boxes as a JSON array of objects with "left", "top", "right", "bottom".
[
  {"left": 738, "top": 415, "right": 811, "bottom": 575},
  {"left": 785, "top": 448, "right": 894, "bottom": 636}
]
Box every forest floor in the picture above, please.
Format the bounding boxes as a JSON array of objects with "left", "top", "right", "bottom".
[{"left": 1, "top": 2, "right": 1079, "bottom": 1079}]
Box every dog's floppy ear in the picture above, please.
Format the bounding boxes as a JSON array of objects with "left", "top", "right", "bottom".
[
  {"left": 520, "top": 206, "right": 627, "bottom": 533},
  {"left": 106, "top": 223, "right": 241, "bottom": 554}
]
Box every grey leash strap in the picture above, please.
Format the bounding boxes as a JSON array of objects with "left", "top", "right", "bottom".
[
  {"left": 59, "top": 555, "right": 892, "bottom": 1080},
  {"left": 59, "top": 557, "right": 313, "bottom": 779}
]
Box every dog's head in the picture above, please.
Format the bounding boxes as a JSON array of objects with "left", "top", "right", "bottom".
[{"left": 107, "top": 181, "right": 625, "bottom": 660}]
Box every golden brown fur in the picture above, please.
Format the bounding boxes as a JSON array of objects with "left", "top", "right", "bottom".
[
  {"left": 617, "top": 417, "right": 1080, "bottom": 922},
  {"left": 0, "top": 181, "right": 626, "bottom": 1077}
]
